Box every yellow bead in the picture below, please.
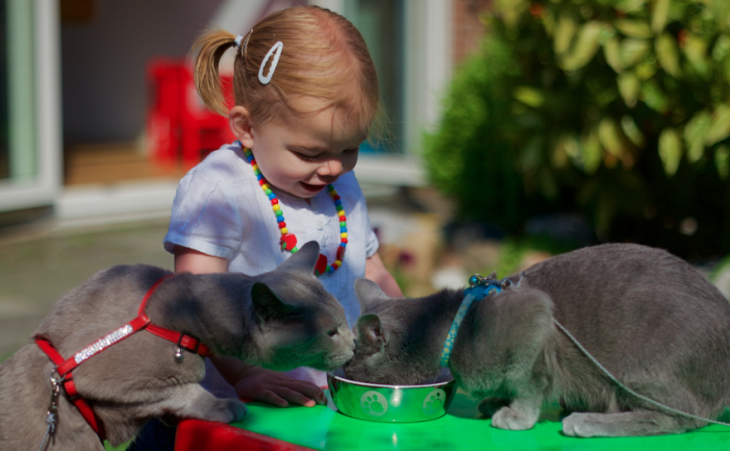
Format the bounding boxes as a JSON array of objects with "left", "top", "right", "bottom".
[
  {"left": 252, "top": 164, "right": 258, "bottom": 171},
  {"left": 272, "top": 204, "right": 280, "bottom": 211},
  {"left": 281, "top": 228, "right": 288, "bottom": 234},
  {"left": 330, "top": 190, "right": 338, "bottom": 197},
  {"left": 341, "top": 232, "right": 347, "bottom": 239},
  {"left": 338, "top": 210, "right": 345, "bottom": 217},
  {"left": 262, "top": 183, "right": 269, "bottom": 190},
  {"left": 335, "top": 260, "right": 342, "bottom": 266}
]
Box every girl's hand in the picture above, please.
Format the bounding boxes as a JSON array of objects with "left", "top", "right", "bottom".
[{"left": 233, "top": 366, "right": 326, "bottom": 407}]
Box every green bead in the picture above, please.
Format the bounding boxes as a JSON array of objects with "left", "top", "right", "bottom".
[
  {"left": 275, "top": 210, "right": 283, "bottom": 217},
  {"left": 340, "top": 221, "right": 346, "bottom": 227},
  {"left": 265, "top": 189, "right": 272, "bottom": 195},
  {"left": 291, "top": 247, "right": 298, "bottom": 253},
  {"left": 336, "top": 205, "right": 343, "bottom": 211}
]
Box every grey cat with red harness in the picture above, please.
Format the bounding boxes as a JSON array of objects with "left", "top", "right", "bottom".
[{"left": 0, "top": 241, "right": 356, "bottom": 451}]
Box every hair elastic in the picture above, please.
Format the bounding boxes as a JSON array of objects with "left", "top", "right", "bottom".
[
  {"left": 233, "top": 29, "right": 253, "bottom": 58},
  {"left": 242, "top": 29, "right": 253, "bottom": 57},
  {"left": 258, "top": 41, "right": 283, "bottom": 85}
]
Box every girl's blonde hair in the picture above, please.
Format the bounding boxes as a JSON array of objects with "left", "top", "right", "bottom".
[{"left": 193, "top": 6, "right": 379, "bottom": 134}]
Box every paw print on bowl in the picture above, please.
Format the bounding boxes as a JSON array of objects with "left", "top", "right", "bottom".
[
  {"left": 360, "top": 390, "right": 389, "bottom": 417},
  {"left": 422, "top": 388, "right": 447, "bottom": 415}
]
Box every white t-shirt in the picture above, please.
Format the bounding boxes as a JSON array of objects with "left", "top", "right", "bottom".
[{"left": 164, "top": 142, "right": 379, "bottom": 393}]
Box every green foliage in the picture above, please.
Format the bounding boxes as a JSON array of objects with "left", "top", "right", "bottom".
[
  {"left": 423, "top": 0, "right": 730, "bottom": 259},
  {"left": 490, "top": 235, "right": 578, "bottom": 278}
]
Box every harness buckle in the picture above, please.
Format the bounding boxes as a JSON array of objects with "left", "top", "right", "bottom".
[{"left": 177, "top": 334, "right": 201, "bottom": 354}]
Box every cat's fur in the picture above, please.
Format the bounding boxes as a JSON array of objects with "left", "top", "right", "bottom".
[
  {"left": 345, "top": 243, "right": 730, "bottom": 437},
  {"left": 0, "top": 241, "right": 355, "bottom": 450}
]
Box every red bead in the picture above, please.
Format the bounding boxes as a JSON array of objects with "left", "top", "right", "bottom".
[
  {"left": 336, "top": 246, "right": 345, "bottom": 261},
  {"left": 341, "top": 238, "right": 348, "bottom": 244},
  {"left": 280, "top": 233, "right": 298, "bottom": 251},
  {"left": 333, "top": 195, "right": 341, "bottom": 201},
  {"left": 250, "top": 159, "right": 256, "bottom": 166},
  {"left": 339, "top": 215, "right": 346, "bottom": 222},
  {"left": 259, "top": 179, "right": 266, "bottom": 186},
  {"left": 271, "top": 199, "right": 278, "bottom": 205},
  {"left": 314, "top": 254, "right": 328, "bottom": 276},
  {"left": 278, "top": 222, "right": 286, "bottom": 229}
]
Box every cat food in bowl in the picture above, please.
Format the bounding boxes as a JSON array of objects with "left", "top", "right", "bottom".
[{"left": 327, "top": 369, "right": 456, "bottom": 423}]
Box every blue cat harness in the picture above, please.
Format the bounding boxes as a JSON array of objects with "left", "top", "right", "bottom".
[{"left": 440, "top": 275, "right": 511, "bottom": 367}]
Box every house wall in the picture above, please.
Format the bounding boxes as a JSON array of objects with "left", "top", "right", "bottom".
[
  {"left": 452, "top": 0, "right": 491, "bottom": 66},
  {"left": 61, "top": 0, "right": 225, "bottom": 144}
]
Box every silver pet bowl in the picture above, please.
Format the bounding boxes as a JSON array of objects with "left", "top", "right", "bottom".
[{"left": 327, "top": 368, "right": 456, "bottom": 423}]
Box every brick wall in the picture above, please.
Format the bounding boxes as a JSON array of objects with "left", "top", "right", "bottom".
[{"left": 452, "top": 0, "right": 492, "bottom": 66}]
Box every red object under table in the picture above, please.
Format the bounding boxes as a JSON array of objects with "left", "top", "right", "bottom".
[{"left": 175, "top": 419, "right": 314, "bottom": 451}]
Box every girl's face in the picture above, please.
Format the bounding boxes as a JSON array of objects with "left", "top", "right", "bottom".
[{"left": 236, "top": 96, "right": 366, "bottom": 199}]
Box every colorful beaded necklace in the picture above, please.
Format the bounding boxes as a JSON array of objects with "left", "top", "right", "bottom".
[{"left": 243, "top": 146, "right": 348, "bottom": 277}]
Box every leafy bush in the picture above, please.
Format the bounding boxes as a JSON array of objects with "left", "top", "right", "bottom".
[{"left": 423, "top": 0, "right": 730, "bottom": 259}]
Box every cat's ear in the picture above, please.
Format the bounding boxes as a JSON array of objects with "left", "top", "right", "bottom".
[
  {"left": 355, "top": 313, "right": 386, "bottom": 352},
  {"left": 251, "top": 282, "right": 300, "bottom": 323},
  {"left": 354, "top": 278, "right": 390, "bottom": 313},
  {"left": 276, "top": 241, "right": 320, "bottom": 275}
]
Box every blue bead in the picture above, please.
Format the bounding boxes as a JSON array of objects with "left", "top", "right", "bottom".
[
  {"left": 334, "top": 199, "right": 342, "bottom": 206},
  {"left": 340, "top": 227, "right": 347, "bottom": 233},
  {"left": 277, "top": 216, "right": 285, "bottom": 223},
  {"left": 256, "top": 174, "right": 263, "bottom": 180},
  {"left": 268, "top": 193, "right": 276, "bottom": 200},
  {"left": 340, "top": 242, "right": 347, "bottom": 248}
]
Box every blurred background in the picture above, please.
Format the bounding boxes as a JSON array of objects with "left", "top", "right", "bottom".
[{"left": 4, "top": 0, "right": 730, "bottom": 366}]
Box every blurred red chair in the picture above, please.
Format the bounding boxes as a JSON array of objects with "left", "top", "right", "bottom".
[
  {"left": 146, "top": 59, "right": 236, "bottom": 165},
  {"left": 146, "top": 59, "right": 186, "bottom": 162},
  {"left": 180, "top": 69, "right": 236, "bottom": 164}
]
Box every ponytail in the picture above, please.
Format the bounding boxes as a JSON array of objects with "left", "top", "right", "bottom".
[{"left": 192, "top": 29, "right": 237, "bottom": 116}]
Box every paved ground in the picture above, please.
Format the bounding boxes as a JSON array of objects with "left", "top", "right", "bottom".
[{"left": 0, "top": 218, "right": 174, "bottom": 358}]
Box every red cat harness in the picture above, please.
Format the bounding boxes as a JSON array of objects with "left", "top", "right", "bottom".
[{"left": 34, "top": 275, "right": 212, "bottom": 440}]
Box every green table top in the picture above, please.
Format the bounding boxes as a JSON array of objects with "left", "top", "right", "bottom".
[{"left": 230, "top": 390, "right": 730, "bottom": 451}]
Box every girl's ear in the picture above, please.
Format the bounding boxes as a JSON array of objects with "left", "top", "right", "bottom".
[{"left": 230, "top": 105, "right": 255, "bottom": 149}]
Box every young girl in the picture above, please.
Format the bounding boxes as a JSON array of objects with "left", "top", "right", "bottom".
[{"left": 170, "top": 3, "right": 400, "bottom": 415}]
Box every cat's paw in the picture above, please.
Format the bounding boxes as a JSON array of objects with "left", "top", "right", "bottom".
[
  {"left": 562, "top": 412, "right": 603, "bottom": 437},
  {"left": 206, "top": 398, "right": 248, "bottom": 423},
  {"left": 491, "top": 406, "right": 537, "bottom": 430}
]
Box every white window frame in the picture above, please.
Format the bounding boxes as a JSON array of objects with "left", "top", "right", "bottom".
[{"left": 0, "top": 0, "right": 61, "bottom": 213}]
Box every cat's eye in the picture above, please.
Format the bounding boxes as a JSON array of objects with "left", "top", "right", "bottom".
[{"left": 326, "top": 327, "right": 339, "bottom": 337}]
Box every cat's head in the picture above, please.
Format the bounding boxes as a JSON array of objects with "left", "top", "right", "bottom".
[
  {"left": 249, "top": 241, "right": 356, "bottom": 372},
  {"left": 343, "top": 278, "right": 431, "bottom": 385}
]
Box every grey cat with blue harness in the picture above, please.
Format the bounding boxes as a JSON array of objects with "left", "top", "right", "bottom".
[{"left": 344, "top": 243, "right": 730, "bottom": 437}]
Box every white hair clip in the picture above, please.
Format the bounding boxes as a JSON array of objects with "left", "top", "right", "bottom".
[
  {"left": 234, "top": 35, "right": 244, "bottom": 47},
  {"left": 258, "top": 41, "right": 283, "bottom": 85}
]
